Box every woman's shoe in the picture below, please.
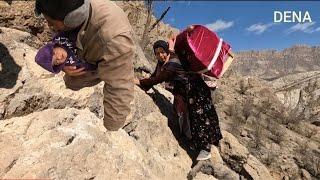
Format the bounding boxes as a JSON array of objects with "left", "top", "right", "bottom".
[{"left": 196, "top": 150, "right": 212, "bottom": 161}]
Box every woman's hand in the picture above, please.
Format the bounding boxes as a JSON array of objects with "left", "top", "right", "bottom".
[
  {"left": 205, "top": 81, "right": 218, "bottom": 89},
  {"left": 202, "top": 74, "right": 218, "bottom": 89},
  {"left": 168, "top": 32, "right": 176, "bottom": 52},
  {"left": 63, "top": 66, "right": 86, "bottom": 76},
  {"left": 134, "top": 78, "right": 140, "bottom": 85},
  {"left": 187, "top": 25, "right": 195, "bottom": 32},
  {"left": 165, "top": 33, "right": 176, "bottom": 62}
]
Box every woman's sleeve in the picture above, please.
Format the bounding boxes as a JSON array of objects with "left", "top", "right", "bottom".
[
  {"left": 139, "top": 69, "right": 174, "bottom": 91},
  {"left": 150, "top": 64, "right": 159, "bottom": 78}
]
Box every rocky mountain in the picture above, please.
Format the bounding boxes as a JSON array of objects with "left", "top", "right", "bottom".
[
  {"left": 215, "top": 71, "right": 320, "bottom": 180},
  {"left": 0, "top": 0, "right": 319, "bottom": 180},
  {"left": 0, "top": 27, "right": 274, "bottom": 180},
  {"left": 234, "top": 45, "right": 320, "bottom": 80}
]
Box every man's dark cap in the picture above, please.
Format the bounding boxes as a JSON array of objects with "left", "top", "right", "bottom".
[{"left": 35, "top": 0, "right": 84, "bottom": 20}]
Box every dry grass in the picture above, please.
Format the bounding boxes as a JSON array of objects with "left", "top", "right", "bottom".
[
  {"left": 295, "top": 141, "right": 320, "bottom": 178},
  {"left": 267, "top": 121, "right": 286, "bottom": 144},
  {"left": 262, "top": 150, "right": 278, "bottom": 167},
  {"left": 239, "top": 79, "right": 249, "bottom": 95},
  {"left": 252, "top": 121, "right": 264, "bottom": 149}
]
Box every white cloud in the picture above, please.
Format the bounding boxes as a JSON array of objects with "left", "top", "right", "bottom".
[
  {"left": 246, "top": 23, "right": 274, "bottom": 34},
  {"left": 169, "top": 17, "right": 175, "bottom": 23},
  {"left": 205, "top": 20, "right": 234, "bottom": 32},
  {"left": 287, "top": 22, "right": 316, "bottom": 34}
]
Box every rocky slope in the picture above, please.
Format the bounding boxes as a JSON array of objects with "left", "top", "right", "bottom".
[
  {"left": 1, "top": 0, "right": 319, "bottom": 179},
  {"left": 0, "top": 24, "right": 317, "bottom": 179},
  {"left": 215, "top": 71, "right": 320, "bottom": 180},
  {"left": 0, "top": 27, "right": 275, "bottom": 179}
]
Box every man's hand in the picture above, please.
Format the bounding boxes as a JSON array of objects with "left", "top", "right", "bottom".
[{"left": 63, "top": 66, "right": 86, "bottom": 76}]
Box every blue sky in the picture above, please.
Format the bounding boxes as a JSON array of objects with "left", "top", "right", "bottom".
[{"left": 153, "top": 1, "right": 320, "bottom": 52}]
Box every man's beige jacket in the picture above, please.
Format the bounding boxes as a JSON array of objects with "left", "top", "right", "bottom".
[{"left": 76, "top": 0, "right": 135, "bottom": 130}]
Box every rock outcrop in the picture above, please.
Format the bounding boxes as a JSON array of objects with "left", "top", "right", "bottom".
[
  {"left": 233, "top": 45, "right": 320, "bottom": 79},
  {"left": 215, "top": 72, "right": 320, "bottom": 179},
  {"left": 0, "top": 27, "right": 275, "bottom": 179},
  {"left": 1, "top": 1, "right": 320, "bottom": 179}
]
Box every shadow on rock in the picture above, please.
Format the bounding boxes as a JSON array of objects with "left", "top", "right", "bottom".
[
  {"left": 148, "top": 87, "right": 199, "bottom": 167},
  {"left": 4, "top": 0, "right": 12, "bottom": 5},
  {"left": 0, "top": 42, "right": 22, "bottom": 88}
]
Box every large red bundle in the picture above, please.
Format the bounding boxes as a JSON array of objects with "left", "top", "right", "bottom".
[{"left": 175, "top": 25, "right": 234, "bottom": 78}]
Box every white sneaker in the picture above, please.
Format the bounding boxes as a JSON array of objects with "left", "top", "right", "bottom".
[{"left": 196, "top": 150, "right": 212, "bottom": 161}]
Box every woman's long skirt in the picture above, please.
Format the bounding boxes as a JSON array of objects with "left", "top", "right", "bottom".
[{"left": 187, "top": 78, "right": 223, "bottom": 151}]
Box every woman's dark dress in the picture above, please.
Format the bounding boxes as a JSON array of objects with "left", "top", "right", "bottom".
[{"left": 139, "top": 55, "right": 222, "bottom": 151}]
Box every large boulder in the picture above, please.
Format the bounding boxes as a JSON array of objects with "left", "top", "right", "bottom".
[
  {"left": 0, "top": 108, "right": 190, "bottom": 179},
  {"left": 0, "top": 27, "right": 104, "bottom": 120},
  {"left": 0, "top": 27, "right": 202, "bottom": 179},
  {"left": 219, "top": 131, "right": 274, "bottom": 180}
]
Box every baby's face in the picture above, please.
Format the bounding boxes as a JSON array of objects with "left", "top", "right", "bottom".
[{"left": 52, "top": 46, "right": 67, "bottom": 65}]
